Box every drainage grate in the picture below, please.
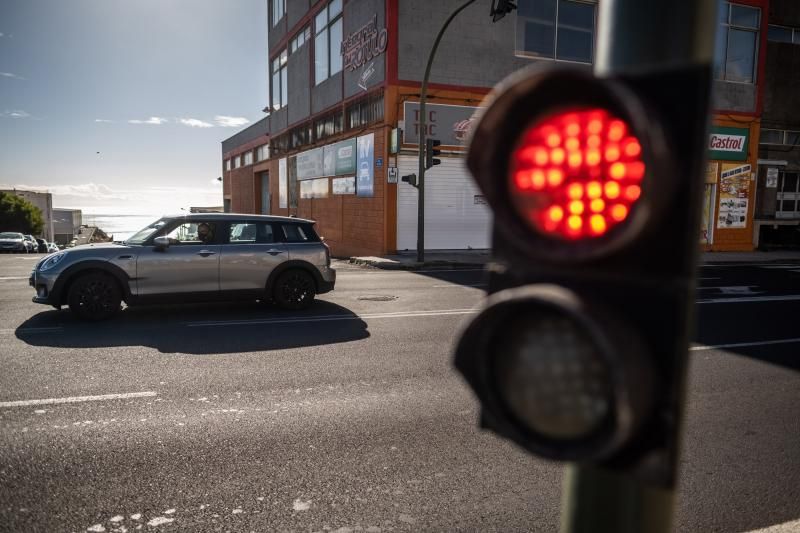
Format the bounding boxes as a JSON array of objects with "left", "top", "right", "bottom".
[{"left": 357, "top": 295, "right": 398, "bottom": 302}]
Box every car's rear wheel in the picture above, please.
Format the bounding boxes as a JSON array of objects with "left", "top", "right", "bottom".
[
  {"left": 273, "top": 269, "right": 316, "bottom": 310},
  {"left": 67, "top": 272, "right": 122, "bottom": 321}
]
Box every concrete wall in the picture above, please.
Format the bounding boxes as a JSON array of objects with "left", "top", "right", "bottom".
[
  {"left": 713, "top": 81, "right": 758, "bottom": 113},
  {"left": 397, "top": 0, "right": 530, "bottom": 87},
  {"left": 287, "top": 44, "right": 312, "bottom": 125},
  {"left": 287, "top": 0, "right": 310, "bottom": 29},
  {"left": 53, "top": 209, "right": 82, "bottom": 241},
  {"left": 268, "top": 0, "right": 288, "bottom": 51},
  {"left": 312, "top": 72, "right": 343, "bottom": 115},
  {"left": 343, "top": 0, "right": 386, "bottom": 99}
]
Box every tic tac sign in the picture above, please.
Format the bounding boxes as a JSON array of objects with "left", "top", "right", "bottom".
[{"left": 341, "top": 14, "right": 388, "bottom": 72}]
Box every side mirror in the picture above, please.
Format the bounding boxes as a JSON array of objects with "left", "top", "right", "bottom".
[{"left": 153, "top": 236, "right": 170, "bottom": 249}]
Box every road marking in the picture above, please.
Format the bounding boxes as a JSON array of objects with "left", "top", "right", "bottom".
[
  {"left": 431, "top": 283, "right": 487, "bottom": 288},
  {"left": 185, "top": 308, "right": 479, "bottom": 327},
  {"left": 691, "top": 338, "right": 800, "bottom": 352},
  {"left": 696, "top": 294, "right": 800, "bottom": 304},
  {"left": 0, "top": 276, "right": 29, "bottom": 280},
  {"left": 0, "top": 391, "right": 157, "bottom": 408}
]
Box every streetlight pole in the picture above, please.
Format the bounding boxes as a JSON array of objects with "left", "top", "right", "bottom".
[{"left": 416, "top": 0, "right": 478, "bottom": 263}]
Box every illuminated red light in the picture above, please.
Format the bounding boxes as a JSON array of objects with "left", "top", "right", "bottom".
[{"left": 509, "top": 108, "right": 646, "bottom": 240}]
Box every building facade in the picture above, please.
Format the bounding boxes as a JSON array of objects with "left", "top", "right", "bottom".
[
  {"left": 1, "top": 189, "right": 54, "bottom": 241},
  {"left": 223, "top": 0, "right": 769, "bottom": 256},
  {"left": 53, "top": 208, "right": 82, "bottom": 245},
  {"left": 755, "top": 0, "right": 800, "bottom": 248}
]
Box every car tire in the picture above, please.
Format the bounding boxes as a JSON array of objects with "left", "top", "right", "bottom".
[
  {"left": 67, "top": 272, "right": 122, "bottom": 321},
  {"left": 273, "top": 269, "right": 316, "bottom": 310}
]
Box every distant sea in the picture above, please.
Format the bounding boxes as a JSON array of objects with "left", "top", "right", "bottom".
[{"left": 81, "top": 213, "right": 162, "bottom": 242}]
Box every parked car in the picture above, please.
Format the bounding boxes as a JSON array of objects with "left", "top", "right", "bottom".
[
  {"left": 29, "top": 213, "right": 335, "bottom": 320},
  {"left": 23, "top": 235, "right": 37, "bottom": 253},
  {"left": 47, "top": 242, "right": 59, "bottom": 253},
  {"left": 35, "top": 238, "right": 48, "bottom": 253},
  {"left": 0, "top": 232, "right": 28, "bottom": 253}
]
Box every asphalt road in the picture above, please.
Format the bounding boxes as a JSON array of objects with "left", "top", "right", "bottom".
[{"left": 1, "top": 254, "right": 799, "bottom": 532}]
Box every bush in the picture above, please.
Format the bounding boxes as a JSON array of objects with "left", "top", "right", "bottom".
[{"left": 0, "top": 192, "right": 45, "bottom": 235}]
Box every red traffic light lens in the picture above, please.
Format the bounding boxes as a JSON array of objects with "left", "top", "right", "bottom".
[{"left": 510, "top": 108, "right": 645, "bottom": 240}]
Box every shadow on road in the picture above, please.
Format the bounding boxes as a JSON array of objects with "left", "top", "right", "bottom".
[{"left": 15, "top": 300, "right": 369, "bottom": 354}]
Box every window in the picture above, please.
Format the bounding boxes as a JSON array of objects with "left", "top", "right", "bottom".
[
  {"left": 715, "top": 2, "right": 760, "bottom": 83},
  {"left": 291, "top": 26, "right": 312, "bottom": 53},
  {"left": 760, "top": 129, "right": 800, "bottom": 146},
  {"left": 164, "top": 222, "right": 217, "bottom": 245},
  {"left": 777, "top": 172, "right": 800, "bottom": 218},
  {"left": 256, "top": 144, "right": 270, "bottom": 162},
  {"left": 271, "top": 0, "right": 285, "bottom": 27},
  {"left": 228, "top": 222, "right": 275, "bottom": 244},
  {"left": 768, "top": 24, "right": 796, "bottom": 43},
  {"left": 243, "top": 151, "right": 254, "bottom": 166},
  {"left": 271, "top": 49, "right": 288, "bottom": 110},
  {"left": 515, "top": 0, "right": 597, "bottom": 63},
  {"left": 281, "top": 223, "right": 319, "bottom": 243},
  {"left": 314, "top": 0, "right": 343, "bottom": 85},
  {"left": 225, "top": 159, "right": 231, "bottom": 171},
  {"left": 315, "top": 111, "right": 344, "bottom": 141},
  {"left": 346, "top": 91, "right": 384, "bottom": 129}
]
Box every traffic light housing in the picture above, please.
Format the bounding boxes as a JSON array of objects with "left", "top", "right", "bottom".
[
  {"left": 425, "top": 138, "right": 442, "bottom": 170},
  {"left": 454, "top": 66, "right": 710, "bottom": 487},
  {"left": 401, "top": 173, "right": 418, "bottom": 188}
]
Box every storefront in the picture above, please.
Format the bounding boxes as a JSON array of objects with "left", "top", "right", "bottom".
[{"left": 702, "top": 119, "right": 760, "bottom": 251}]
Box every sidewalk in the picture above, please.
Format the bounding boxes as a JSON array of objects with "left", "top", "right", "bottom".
[{"left": 348, "top": 249, "right": 800, "bottom": 270}]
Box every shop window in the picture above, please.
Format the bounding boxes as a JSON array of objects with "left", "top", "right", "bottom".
[
  {"left": 271, "top": 49, "right": 288, "bottom": 110},
  {"left": 515, "top": 0, "right": 597, "bottom": 63},
  {"left": 314, "top": 0, "right": 343, "bottom": 85},
  {"left": 715, "top": 2, "right": 760, "bottom": 83}
]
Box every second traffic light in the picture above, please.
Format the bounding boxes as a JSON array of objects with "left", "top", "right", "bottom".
[{"left": 425, "top": 138, "right": 442, "bottom": 170}]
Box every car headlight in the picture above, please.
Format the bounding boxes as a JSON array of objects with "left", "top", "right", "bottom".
[{"left": 39, "top": 252, "right": 66, "bottom": 271}]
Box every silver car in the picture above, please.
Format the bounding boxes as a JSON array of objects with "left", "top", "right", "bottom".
[
  {"left": 29, "top": 214, "right": 336, "bottom": 320},
  {"left": 0, "top": 232, "right": 29, "bottom": 253}
]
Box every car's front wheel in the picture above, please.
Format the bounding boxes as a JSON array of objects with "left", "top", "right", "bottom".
[
  {"left": 67, "top": 272, "right": 122, "bottom": 321},
  {"left": 273, "top": 269, "right": 316, "bottom": 310}
]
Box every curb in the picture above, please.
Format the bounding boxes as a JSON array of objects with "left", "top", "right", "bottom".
[{"left": 348, "top": 257, "right": 486, "bottom": 271}]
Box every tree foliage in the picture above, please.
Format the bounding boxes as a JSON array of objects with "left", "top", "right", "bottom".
[{"left": 0, "top": 192, "right": 45, "bottom": 235}]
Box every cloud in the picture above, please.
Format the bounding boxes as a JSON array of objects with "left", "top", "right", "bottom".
[
  {"left": 94, "top": 119, "right": 113, "bottom": 123},
  {"left": 0, "top": 183, "right": 129, "bottom": 202},
  {"left": 214, "top": 115, "right": 250, "bottom": 128},
  {"left": 179, "top": 118, "right": 214, "bottom": 128},
  {"left": 1, "top": 109, "right": 31, "bottom": 118},
  {"left": 0, "top": 72, "right": 25, "bottom": 80},
  {"left": 128, "top": 116, "right": 168, "bottom": 125}
]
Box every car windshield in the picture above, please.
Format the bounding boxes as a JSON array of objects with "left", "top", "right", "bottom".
[
  {"left": 0, "top": 232, "right": 23, "bottom": 239},
  {"left": 124, "top": 218, "right": 169, "bottom": 245}
]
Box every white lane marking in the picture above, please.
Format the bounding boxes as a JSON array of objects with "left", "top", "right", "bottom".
[
  {"left": 0, "top": 391, "right": 157, "bottom": 408},
  {"left": 185, "top": 308, "right": 478, "bottom": 327},
  {"left": 691, "top": 338, "right": 800, "bottom": 351},
  {"left": 696, "top": 294, "right": 800, "bottom": 304},
  {"left": 0, "top": 276, "right": 29, "bottom": 280}
]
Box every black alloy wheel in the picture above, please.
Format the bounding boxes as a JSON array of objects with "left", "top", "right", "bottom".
[
  {"left": 273, "top": 270, "right": 316, "bottom": 310},
  {"left": 67, "top": 273, "right": 122, "bottom": 321}
]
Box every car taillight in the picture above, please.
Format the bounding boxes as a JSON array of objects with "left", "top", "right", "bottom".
[{"left": 509, "top": 108, "right": 645, "bottom": 241}]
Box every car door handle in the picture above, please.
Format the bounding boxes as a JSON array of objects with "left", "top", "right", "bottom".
[
  {"left": 196, "top": 250, "right": 217, "bottom": 257},
  {"left": 265, "top": 248, "right": 285, "bottom": 256}
]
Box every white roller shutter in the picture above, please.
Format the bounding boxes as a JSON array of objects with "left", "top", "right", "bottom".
[{"left": 396, "top": 154, "right": 491, "bottom": 250}]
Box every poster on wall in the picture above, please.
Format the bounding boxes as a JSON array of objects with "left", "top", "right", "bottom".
[
  {"left": 296, "top": 147, "right": 324, "bottom": 180},
  {"left": 333, "top": 177, "right": 356, "bottom": 194},
  {"left": 356, "top": 133, "right": 374, "bottom": 197},
  {"left": 299, "top": 178, "right": 329, "bottom": 199},
  {"left": 717, "top": 163, "right": 751, "bottom": 229},
  {"left": 278, "top": 158, "right": 287, "bottom": 208}
]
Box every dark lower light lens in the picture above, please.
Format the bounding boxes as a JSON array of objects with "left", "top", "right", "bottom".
[{"left": 492, "top": 312, "right": 613, "bottom": 440}]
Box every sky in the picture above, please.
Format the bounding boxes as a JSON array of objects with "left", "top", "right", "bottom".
[{"left": 0, "top": 0, "right": 267, "bottom": 216}]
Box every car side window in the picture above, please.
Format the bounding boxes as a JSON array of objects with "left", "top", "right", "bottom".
[
  {"left": 163, "top": 222, "right": 217, "bottom": 245},
  {"left": 229, "top": 222, "right": 275, "bottom": 244},
  {"left": 281, "top": 224, "right": 309, "bottom": 243}
]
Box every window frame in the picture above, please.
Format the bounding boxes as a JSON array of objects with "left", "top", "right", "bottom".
[
  {"left": 759, "top": 128, "right": 785, "bottom": 145},
  {"left": 290, "top": 26, "right": 312, "bottom": 54},
  {"left": 271, "top": 0, "right": 285, "bottom": 27},
  {"left": 314, "top": 0, "right": 344, "bottom": 86},
  {"left": 514, "top": 0, "right": 598, "bottom": 64},
  {"left": 225, "top": 159, "right": 231, "bottom": 171},
  {"left": 271, "top": 48, "right": 289, "bottom": 110},
  {"left": 715, "top": 1, "right": 761, "bottom": 84},
  {"left": 767, "top": 24, "right": 796, "bottom": 43},
  {"left": 256, "top": 144, "right": 270, "bottom": 162}
]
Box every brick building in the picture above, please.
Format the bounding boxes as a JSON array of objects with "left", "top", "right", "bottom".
[{"left": 222, "top": 0, "right": 769, "bottom": 256}]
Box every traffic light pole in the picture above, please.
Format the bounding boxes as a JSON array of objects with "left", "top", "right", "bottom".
[
  {"left": 416, "top": 0, "right": 477, "bottom": 263},
  {"left": 560, "top": 1, "right": 717, "bottom": 532}
]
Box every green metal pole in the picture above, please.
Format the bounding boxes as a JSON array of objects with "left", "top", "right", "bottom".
[{"left": 417, "top": 0, "right": 477, "bottom": 263}]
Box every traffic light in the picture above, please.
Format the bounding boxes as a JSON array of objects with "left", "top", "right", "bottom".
[
  {"left": 425, "top": 138, "right": 442, "bottom": 170},
  {"left": 401, "top": 173, "right": 418, "bottom": 188},
  {"left": 454, "top": 66, "right": 710, "bottom": 487}
]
